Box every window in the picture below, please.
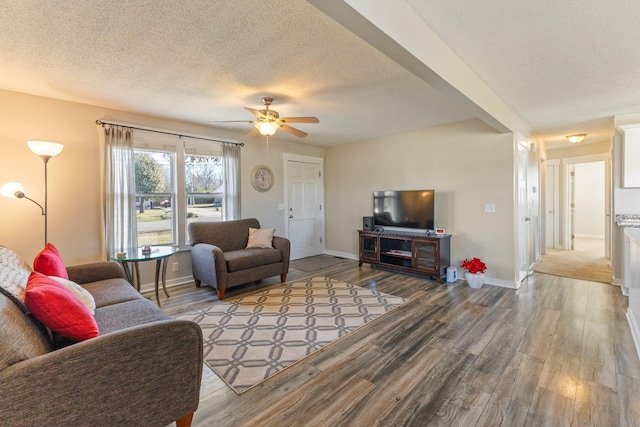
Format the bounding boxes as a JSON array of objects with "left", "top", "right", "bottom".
[
  {"left": 185, "top": 154, "right": 224, "bottom": 241},
  {"left": 134, "top": 149, "right": 175, "bottom": 245},
  {"left": 132, "top": 132, "right": 238, "bottom": 248}
]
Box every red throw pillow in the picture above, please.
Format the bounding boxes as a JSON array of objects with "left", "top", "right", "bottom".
[
  {"left": 33, "top": 243, "right": 69, "bottom": 279},
  {"left": 24, "top": 272, "right": 99, "bottom": 342}
]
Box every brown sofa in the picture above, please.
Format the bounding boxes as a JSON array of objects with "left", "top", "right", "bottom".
[
  {"left": 189, "top": 218, "right": 290, "bottom": 299},
  {"left": 0, "top": 247, "right": 203, "bottom": 427}
]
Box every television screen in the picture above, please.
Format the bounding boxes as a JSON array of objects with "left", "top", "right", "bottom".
[{"left": 373, "top": 190, "right": 435, "bottom": 230}]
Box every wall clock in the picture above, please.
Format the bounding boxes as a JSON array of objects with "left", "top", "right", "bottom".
[{"left": 251, "top": 165, "right": 274, "bottom": 192}]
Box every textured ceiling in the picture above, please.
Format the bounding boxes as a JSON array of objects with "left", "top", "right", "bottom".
[
  {"left": 406, "top": 0, "right": 640, "bottom": 147},
  {"left": 0, "top": 0, "right": 638, "bottom": 148}
]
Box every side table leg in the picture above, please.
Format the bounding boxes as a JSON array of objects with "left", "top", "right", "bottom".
[
  {"left": 120, "top": 262, "right": 133, "bottom": 285},
  {"left": 134, "top": 262, "right": 141, "bottom": 292},
  {"left": 154, "top": 259, "right": 162, "bottom": 307},
  {"left": 161, "top": 258, "right": 170, "bottom": 298}
]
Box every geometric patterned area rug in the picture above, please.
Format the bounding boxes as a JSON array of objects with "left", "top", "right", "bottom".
[{"left": 173, "top": 276, "right": 406, "bottom": 394}]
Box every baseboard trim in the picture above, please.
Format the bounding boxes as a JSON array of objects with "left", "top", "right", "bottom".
[
  {"left": 485, "top": 277, "right": 520, "bottom": 289},
  {"left": 139, "top": 276, "right": 193, "bottom": 294},
  {"left": 324, "top": 250, "right": 520, "bottom": 289},
  {"left": 323, "top": 249, "right": 357, "bottom": 260},
  {"left": 574, "top": 234, "right": 605, "bottom": 240}
]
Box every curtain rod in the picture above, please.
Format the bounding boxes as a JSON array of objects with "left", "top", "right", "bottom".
[{"left": 95, "top": 119, "right": 244, "bottom": 146}]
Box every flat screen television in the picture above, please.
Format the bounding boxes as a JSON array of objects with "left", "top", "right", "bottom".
[{"left": 373, "top": 190, "right": 435, "bottom": 231}]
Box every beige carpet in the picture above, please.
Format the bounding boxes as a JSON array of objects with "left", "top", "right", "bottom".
[
  {"left": 173, "top": 277, "right": 406, "bottom": 394},
  {"left": 534, "top": 238, "right": 612, "bottom": 284}
]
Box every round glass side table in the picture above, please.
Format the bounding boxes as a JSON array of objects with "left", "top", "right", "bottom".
[{"left": 110, "top": 246, "right": 179, "bottom": 307}]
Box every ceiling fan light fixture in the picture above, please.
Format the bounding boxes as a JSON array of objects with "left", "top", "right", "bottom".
[
  {"left": 255, "top": 121, "right": 279, "bottom": 136},
  {"left": 566, "top": 133, "right": 587, "bottom": 144}
]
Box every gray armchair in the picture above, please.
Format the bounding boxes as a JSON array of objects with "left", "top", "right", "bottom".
[{"left": 189, "top": 218, "right": 290, "bottom": 300}]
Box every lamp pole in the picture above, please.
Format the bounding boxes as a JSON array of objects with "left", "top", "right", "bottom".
[
  {"left": 41, "top": 155, "right": 52, "bottom": 246},
  {"left": 0, "top": 141, "right": 62, "bottom": 247},
  {"left": 27, "top": 141, "right": 64, "bottom": 247}
]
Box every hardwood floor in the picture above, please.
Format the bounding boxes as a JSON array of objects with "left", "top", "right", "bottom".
[{"left": 148, "top": 260, "right": 640, "bottom": 427}]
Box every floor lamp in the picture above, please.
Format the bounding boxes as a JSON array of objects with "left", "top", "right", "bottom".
[{"left": 0, "top": 141, "right": 64, "bottom": 247}]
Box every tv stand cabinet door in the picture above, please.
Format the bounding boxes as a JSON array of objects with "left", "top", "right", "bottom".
[
  {"left": 359, "top": 232, "right": 378, "bottom": 265},
  {"left": 414, "top": 240, "right": 439, "bottom": 274}
]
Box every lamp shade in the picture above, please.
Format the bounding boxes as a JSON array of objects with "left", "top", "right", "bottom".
[
  {"left": 0, "top": 182, "right": 25, "bottom": 198},
  {"left": 255, "top": 121, "right": 279, "bottom": 137},
  {"left": 27, "top": 141, "right": 64, "bottom": 157}
]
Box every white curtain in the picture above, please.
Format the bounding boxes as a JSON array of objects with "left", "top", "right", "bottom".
[
  {"left": 103, "top": 125, "right": 137, "bottom": 255},
  {"left": 223, "top": 142, "right": 240, "bottom": 220}
]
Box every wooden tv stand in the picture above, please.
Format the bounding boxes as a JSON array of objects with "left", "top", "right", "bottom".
[{"left": 358, "top": 230, "right": 451, "bottom": 283}]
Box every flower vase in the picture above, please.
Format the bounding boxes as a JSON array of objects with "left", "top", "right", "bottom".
[{"left": 465, "top": 272, "right": 485, "bottom": 289}]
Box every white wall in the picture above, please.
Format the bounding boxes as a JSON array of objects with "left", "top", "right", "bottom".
[
  {"left": 0, "top": 89, "right": 521, "bottom": 287},
  {"left": 323, "top": 119, "right": 517, "bottom": 283},
  {"left": 0, "top": 89, "right": 323, "bottom": 287},
  {"left": 574, "top": 161, "right": 605, "bottom": 239}
]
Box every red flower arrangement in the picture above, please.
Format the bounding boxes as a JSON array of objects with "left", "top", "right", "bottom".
[{"left": 461, "top": 257, "right": 487, "bottom": 274}]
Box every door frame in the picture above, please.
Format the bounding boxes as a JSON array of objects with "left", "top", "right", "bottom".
[
  {"left": 516, "top": 139, "right": 530, "bottom": 283},
  {"left": 561, "top": 153, "right": 611, "bottom": 256},
  {"left": 282, "top": 153, "right": 325, "bottom": 257},
  {"left": 545, "top": 159, "right": 561, "bottom": 250}
]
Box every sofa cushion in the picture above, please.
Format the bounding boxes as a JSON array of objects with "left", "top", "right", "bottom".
[
  {"left": 80, "top": 279, "right": 144, "bottom": 308},
  {"left": 24, "top": 272, "right": 99, "bottom": 342},
  {"left": 93, "top": 298, "right": 171, "bottom": 335},
  {"left": 225, "top": 248, "right": 282, "bottom": 272},
  {"left": 0, "top": 293, "right": 52, "bottom": 371},
  {"left": 33, "top": 243, "right": 69, "bottom": 279},
  {"left": 246, "top": 227, "right": 274, "bottom": 249}
]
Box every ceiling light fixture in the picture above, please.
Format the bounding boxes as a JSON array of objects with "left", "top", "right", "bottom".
[
  {"left": 255, "top": 121, "right": 280, "bottom": 137},
  {"left": 566, "top": 133, "right": 587, "bottom": 144}
]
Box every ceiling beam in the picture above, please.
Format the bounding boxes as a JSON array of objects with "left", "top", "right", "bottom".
[{"left": 309, "top": 0, "right": 531, "bottom": 136}]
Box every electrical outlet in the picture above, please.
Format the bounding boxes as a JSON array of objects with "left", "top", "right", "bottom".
[
  {"left": 172, "top": 262, "right": 179, "bottom": 272},
  {"left": 485, "top": 203, "right": 496, "bottom": 213}
]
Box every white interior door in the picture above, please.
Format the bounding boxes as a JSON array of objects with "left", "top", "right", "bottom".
[
  {"left": 286, "top": 159, "right": 324, "bottom": 260},
  {"left": 545, "top": 164, "right": 555, "bottom": 248},
  {"left": 517, "top": 141, "right": 530, "bottom": 282},
  {"left": 545, "top": 160, "right": 561, "bottom": 249},
  {"left": 569, "top": 165, "right": 576, "bottom": 250}
]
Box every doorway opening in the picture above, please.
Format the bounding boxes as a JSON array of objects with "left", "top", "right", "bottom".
[{"left": 536, "top": 158, "right": 612, "bottom": 284}]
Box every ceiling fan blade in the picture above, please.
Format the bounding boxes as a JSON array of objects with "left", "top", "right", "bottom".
[
  {"left": 244, "top": 107, "right": 267, "bottom": 120},
  {"left": 281, "top": 124, "right": 308, "bottom": 138},
  {"left": 246, "top": 127, "right": 260, "bottom": 137},
  {"left": 279, "top": 116, "right": 319, "bottom": 124},
  {"left": 209, "top": 120, "right": 255, "bottom": 123}
]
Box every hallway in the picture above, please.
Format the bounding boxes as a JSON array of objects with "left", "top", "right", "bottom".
[{"left": 534, "top": 238, "right": 612, "bottom": 284}]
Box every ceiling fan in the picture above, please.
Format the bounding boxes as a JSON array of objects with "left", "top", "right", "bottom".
[{"left": 212, "top": 97, "right": 319, "bottom": 138}]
